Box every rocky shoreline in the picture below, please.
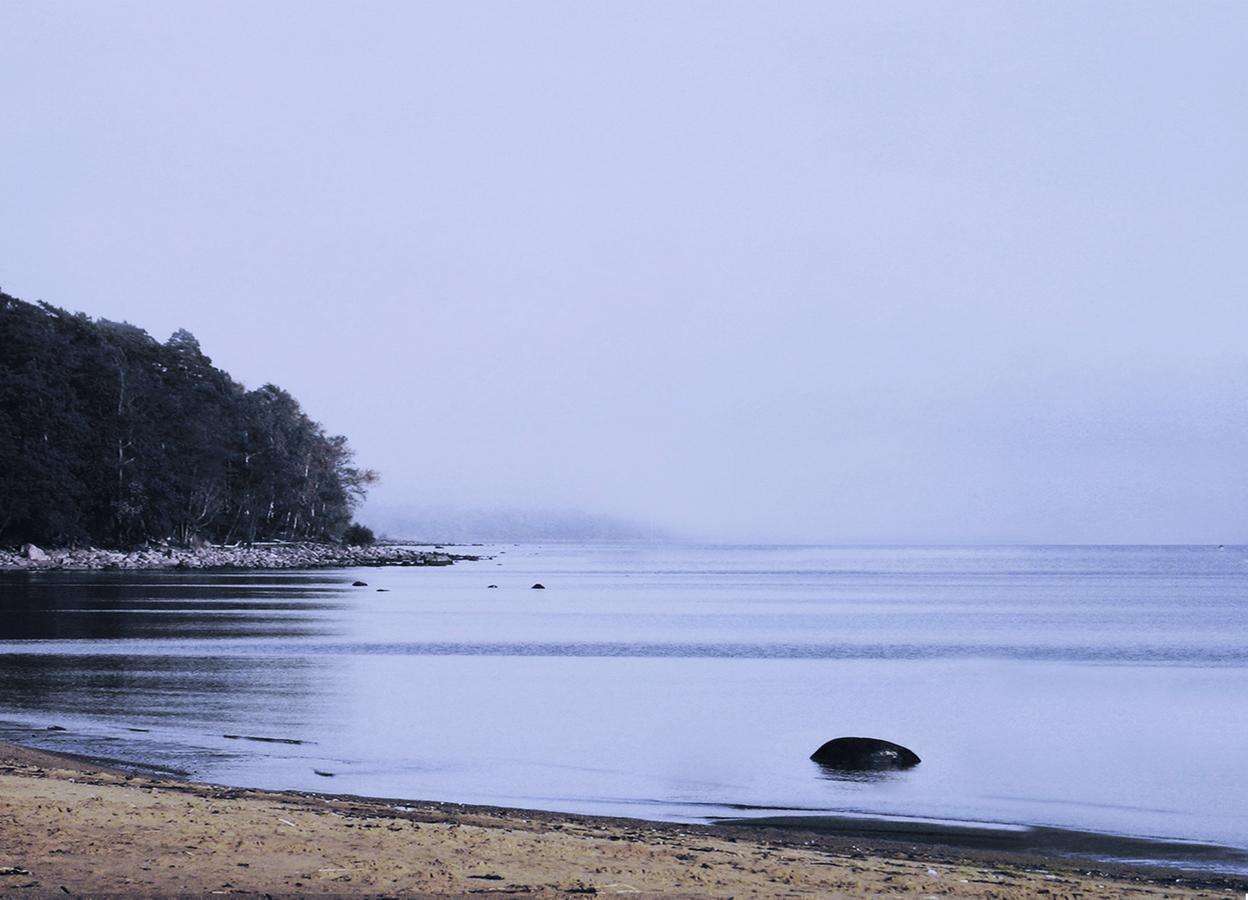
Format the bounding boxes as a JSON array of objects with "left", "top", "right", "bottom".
[{"left": 0, "top": 541, "right": 479, "bottom": 572}]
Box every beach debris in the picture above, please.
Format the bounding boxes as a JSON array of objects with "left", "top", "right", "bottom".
[
  {"left": 810, "top": 737, "right": 921, "bottom": 770},
  {"left": 0, "top": 867, "right": 31, "bottom": 876},
  {"left": 467, "top": 873, "right": 503, "bottom": 880},
  {"left": 531, "top": 583, "right": 546, "bottom": 590},
  {"left": 278, "top": 817, "right": 299, "bottom": 829},
  {"left": 223, "top": 734, "right": 311, "bottom": 745},
  {"left": 352, "top": 580, "right": 368, "bottom": 587}
]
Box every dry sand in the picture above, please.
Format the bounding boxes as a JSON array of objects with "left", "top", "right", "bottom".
[{"left": 0, "top": 742, "right": 1241, "bottom": 898}]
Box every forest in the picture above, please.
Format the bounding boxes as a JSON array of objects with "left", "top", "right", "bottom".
[{"left": 0, "top": 291, "right": 376, "bottom": 548}]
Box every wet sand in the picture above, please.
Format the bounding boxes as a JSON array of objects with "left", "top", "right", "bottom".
[{"left": 0, "top": 742, "right": 1241, "bottom": 897}]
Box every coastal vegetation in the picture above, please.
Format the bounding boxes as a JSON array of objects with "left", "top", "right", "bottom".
[
  {"left": 0, "top": 291, "right": 377, "bottom": 548},
  {"left": 342, "top": 522, "right": 376, "bottom": 546}
]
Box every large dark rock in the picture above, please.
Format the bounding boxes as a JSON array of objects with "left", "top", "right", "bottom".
[{"left": 810, "top": 737, "right": 920, "bottom": 770}]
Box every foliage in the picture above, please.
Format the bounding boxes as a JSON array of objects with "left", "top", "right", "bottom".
[
  {"left": 0, "top": 291, "right": 378, "bottom": 547},
  {"left": 342, "top": 522, "right": 376, "bottom": 546}
]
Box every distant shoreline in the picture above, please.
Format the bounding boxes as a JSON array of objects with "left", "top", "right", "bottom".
[
  {"left": 0, "top": 739, "right": 1241, "bottom": 897},
  {"left": 0, "top": 541, "right": 481, "bottom": 572}
]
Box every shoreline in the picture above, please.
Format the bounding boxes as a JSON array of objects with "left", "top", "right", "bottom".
[
  {"left": 0, "top": 541, "right": 481, "bottom": 572},
  {"left": 0, "top": 741, "right": 1242, "bottom": 897}
]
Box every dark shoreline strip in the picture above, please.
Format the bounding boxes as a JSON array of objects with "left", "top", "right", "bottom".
[{"left": 717, "top": 814, "right": 1248, "bottom": 870}]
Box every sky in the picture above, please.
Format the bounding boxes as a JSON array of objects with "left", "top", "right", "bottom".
[{"left": 2, "top": 1, "right": 1245, "bottom": 543}]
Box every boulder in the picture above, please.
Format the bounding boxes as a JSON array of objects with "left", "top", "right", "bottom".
[
  {"left": 810, "top": 737, "right": 920, "bottom": 770},
  {"left": 21, "top": 543, "right": 49, "bottom": 562}
]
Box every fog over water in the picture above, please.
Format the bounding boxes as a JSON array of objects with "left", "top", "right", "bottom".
[{"left": 2, "top": 3, "right": 1245, "bottom": 542}]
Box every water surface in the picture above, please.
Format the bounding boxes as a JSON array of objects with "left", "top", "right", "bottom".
[{"left": 1, "top": 544, "right": 1246, "bottom": 870}]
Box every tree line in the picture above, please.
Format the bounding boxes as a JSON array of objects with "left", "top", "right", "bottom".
[{"left": 0, "top": 291, "right": 377, "bottom": 548}]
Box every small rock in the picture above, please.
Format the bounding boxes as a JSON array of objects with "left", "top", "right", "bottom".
[
  {"left": 530, "top": 583, "right": 546, "bottom": 590},
  {"left": 352, "top": 580, "right": 368, "bottom": 587},
  {"left": 487, "top": 584, "right": 498, "bottom": 589},
  {"left": 46, "top": 725, "right": 66, "bottom": 732}
]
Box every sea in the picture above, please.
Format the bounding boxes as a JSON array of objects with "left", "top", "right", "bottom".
[{"left": 1, "top": 543, "right": 1246, "bottom": 872}]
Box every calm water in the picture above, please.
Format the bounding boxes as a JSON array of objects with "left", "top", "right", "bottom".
[{"left": 1, "top": 544, "right": 1246, "bottom": 869}]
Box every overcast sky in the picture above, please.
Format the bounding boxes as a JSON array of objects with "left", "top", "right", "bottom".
[{"left": 2, "top": 2, "right": 1245, "bottom": 543}]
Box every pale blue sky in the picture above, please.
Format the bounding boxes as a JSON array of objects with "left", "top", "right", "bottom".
[{"left": 2, "top": 2, "right": 1245, "bottom": 542}]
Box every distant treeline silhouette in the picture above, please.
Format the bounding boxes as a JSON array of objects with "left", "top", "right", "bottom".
[{"left": 0, "top": 291, "right": 376, "bottom": 547}]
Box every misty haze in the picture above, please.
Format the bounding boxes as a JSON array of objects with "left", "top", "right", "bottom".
[
  {"left": 3, "top": 3, "right": 1245, "bottom": 545},
  {"left": 2, "top": 2, "right": 1246, "bottom": 894}
]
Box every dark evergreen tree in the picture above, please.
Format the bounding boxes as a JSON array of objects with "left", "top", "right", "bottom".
[{"left": 0, "top": 291, "right": 377, "bottom": 547}]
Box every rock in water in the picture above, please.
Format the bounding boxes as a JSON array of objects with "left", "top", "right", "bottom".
[
  {"left": 810, "top": 737, "right": 921, "bottom": 770},
  {"left": 352, "top": 580, "right": 368, "bottom": 587},
  {"left": 531, "top": 583, "right": 546, "bottom": 590}
]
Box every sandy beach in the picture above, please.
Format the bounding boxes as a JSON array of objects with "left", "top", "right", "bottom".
[{"left": 0, "top": 742, "right": 1241, "bottom": 898}]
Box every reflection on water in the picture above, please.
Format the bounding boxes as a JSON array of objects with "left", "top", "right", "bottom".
[
  {"left": 0, "top": 571, "right": 340, "bottom": 734},
  {"left": 0, "top": 654, "right": 323, "bottom": 726},
  {"left": 0, "top": 572, "right": 344, "bottom": 640},
  {"left": 1, "top": 545, "right": 1247, "bottom": 872},
  {"left": 813, "top": 765, "right": 902, "bottom": 784}
]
